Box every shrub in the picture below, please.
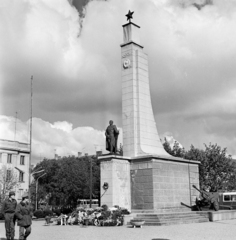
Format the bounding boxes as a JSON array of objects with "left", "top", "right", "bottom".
[
  {"left": 121, "top": 208, "right": 130, "bottom": 215},
  {"left": 102, "top": 220, "right": 116, "bottom": 226},
  {"left": 34, "top": 210, "right": 45, "bottom": 218},
  {"left": 101, "top": 204, "right": 108, "bottom": 211},
  {"left": 44, "top": 209, "right": 53, "bottom": 216},
  {"left": 103, "top": 210, "right": 111, "bottom": 218},
  {"left": 53, "top": 209, "right": 61, "bottom": 216},
  {"left": 73, "top": 218, "right": 79, "bottom": 225},
  {"left": 61, "top": 207, "right": 72, "bottom": 214}
]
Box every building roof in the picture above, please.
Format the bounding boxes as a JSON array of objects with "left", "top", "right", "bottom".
[{"left": 0, "top": 139, "right": 30, "bottom": 153}]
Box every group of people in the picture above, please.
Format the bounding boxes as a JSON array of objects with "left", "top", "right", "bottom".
[
  {"left": 1, "top": 191, "right": 33, "bottom": 240},
  {"left": 51, "top": 209, "right": 103, "bottom": 226},
  {"left": 55, "top": 210, "right": 90, "bottom": 226}
]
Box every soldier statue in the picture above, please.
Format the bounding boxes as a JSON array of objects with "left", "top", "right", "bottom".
[{"left": 105, "top": 120, "right": 119, "bottom": 154}]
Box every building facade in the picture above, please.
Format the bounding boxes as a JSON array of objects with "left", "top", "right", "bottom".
[{"left": 0, "top": 139, "right": 30, "bottom": 201}]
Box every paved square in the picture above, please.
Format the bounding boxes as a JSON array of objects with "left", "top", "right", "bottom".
[{"left": 1, "top": 219, "right": 236, "bottom": 240}]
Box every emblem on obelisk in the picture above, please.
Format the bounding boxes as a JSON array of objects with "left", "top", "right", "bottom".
[{"left": 123, "top": 59, "right": 131, "bottom": 69}]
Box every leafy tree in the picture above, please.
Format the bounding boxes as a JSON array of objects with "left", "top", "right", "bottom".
[
  {"left": 226, "top": 164, "right": 236, "bottom": 191},
  {"left": 56, "top": 157, "right": 86, "bottom": 206},
  {"left": 29, "top": 180, "right": 47, "bottom": 210},
  {"left": 30, "top": 155, "right": 100, "bottom": 209},
  {"left": 162, "top": 138, "right": 172, "bottom": 155},
  {"left": 30, "top": 158, "right": 62, "bottom": 209},
  {"left": 163, "top": 138, "right": 185, "bottom": 158},
  {"left": 185, "top": 143, "right": 236, "bottom": 191},
  {"left": 0, "top": 166, "right": 20, "bottom": 204},
  {"left": 163, "top": 139, "right": 236, "bottom": 191}
]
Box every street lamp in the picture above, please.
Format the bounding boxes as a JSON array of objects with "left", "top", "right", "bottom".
[
  {"left": 88, "top": 156, "right": 93, "bottom": 208},
  {"left": 29, "top": 168, "right": 45, "bottom": 201},
  {"left": 82, "top": 148, "right": 93, "bottom": 208},
  {"left": 32, "top": 169, "right": 45, "bottom": 176},
  {"left": 35, "top": 172, "right": 46, "bottom": 210}
]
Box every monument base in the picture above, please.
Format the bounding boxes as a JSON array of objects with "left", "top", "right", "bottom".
[
  {"left": 99, "top": 154, "right": 200, "bottom": 213},
  {"left": 99, "top": 155, "right": 131, "bottom": 211}
]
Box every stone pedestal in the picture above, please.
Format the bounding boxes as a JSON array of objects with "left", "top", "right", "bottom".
[
  {"left": 130, "top": 155, "right": 199, "bottom": 212},
  {"left": 100, "top": 155, "right": 131, "bottom": 211},
  {"left": 99, "top": 154, "right": 199, "bottom": 212}
]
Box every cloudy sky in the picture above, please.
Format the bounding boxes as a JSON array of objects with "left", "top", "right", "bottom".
[{"left": 0, "top": 0, "right": 236, "bottom": 162}]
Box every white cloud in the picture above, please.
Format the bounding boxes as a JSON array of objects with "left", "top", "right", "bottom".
[
  {"left": 0, "top": 115, "right": 120, "bottom": 162},
  {"left": 51, "top": 121, "right": 73, "bottom": 133},
  {"left": 0, "top": 0, "right": 236, "bottom": 157}
]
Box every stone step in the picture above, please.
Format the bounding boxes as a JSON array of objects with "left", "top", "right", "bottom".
[
  {"left": 139, "top": 211, "right": 209, "bottom": 215},
  {"left": 130, "top": 211, "right": 210, "bottom": 226},
  {"left": 135, "top": 216, "right": 207, "bottom": 219},
  {"left": 136, "top": 214, "right": 202, "bottom": 218},
  {"left": 136, "top": 215, "right": 208, "bottom": 218},
  {"left": 143, "top": 218, "right": 209, "bottom": 226},
  {"left": 133, "top": 215, "right": 208, "bottom": 221},
  {"left": 133, "top": 217, "right": 209, "bottom": 222},
  {"left": 132, "top": 208, "right": 190, "bottom": 214},
  {"left": 136, "top": 213, "right": 209, "bottom": 219}
]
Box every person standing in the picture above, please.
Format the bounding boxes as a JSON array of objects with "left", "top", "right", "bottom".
[
  {"left": 1, "top": 191, "right": 17, "bottom": 240},
  {"left": 15, "top": 192, "right": 33, "bottom": 240}
]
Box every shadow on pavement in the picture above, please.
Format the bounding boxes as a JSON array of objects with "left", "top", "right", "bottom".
[
  {"left": 152, "top": 239, "right": 170, "bottom": 240},
  {"left": 212, "top": 221, "right": 236, "bottom": 225}
]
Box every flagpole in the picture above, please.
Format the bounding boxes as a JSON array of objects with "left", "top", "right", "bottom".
[
  {"left": 29, "top": 76, "right": 33, "bottom": 196},
  {"left": 14, "top": 111, "right": 18, "bottom": 141}
]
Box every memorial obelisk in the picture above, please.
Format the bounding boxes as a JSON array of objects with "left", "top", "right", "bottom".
[
  {"left": 99, "top": 11, "right": 200, "bottom": 213},
  {"left": 121, "top": 10, "right": 170, "bottom": 157}
]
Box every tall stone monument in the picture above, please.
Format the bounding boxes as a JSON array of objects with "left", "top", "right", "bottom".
[
  {"left": 121, "top": 11, "right": 169, "bottom": 158},
  {"left": 99, "top": 11, "right": 200, "bottom": 213}
]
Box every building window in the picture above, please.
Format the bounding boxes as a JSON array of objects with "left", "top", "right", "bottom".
[
  {"left": 19, "top": 172, "right": 24, "bottom": 182},
  {"left": 6, "top": 170, "right": 11, "bottom": 182},
  {"left": 7, "top": 154, "right": 12, "bottom": 163},
  {"left": 20, "top": 156, "right": 25, "bottom": 165}
]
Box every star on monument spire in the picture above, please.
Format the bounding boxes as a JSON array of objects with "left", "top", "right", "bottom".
[{"left": 125, "top": 10, "right": 134, "bottom": 23}]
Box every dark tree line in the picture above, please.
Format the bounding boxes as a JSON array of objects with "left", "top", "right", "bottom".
[
  {"left": 163, "top": 139, "right": 236, "bottom": 191},
  {"left": 31, "top": 140, "right": 236, "bottom": 209},
  {"left": 30, "top": 155, "right": 100, "bottom": 209}
]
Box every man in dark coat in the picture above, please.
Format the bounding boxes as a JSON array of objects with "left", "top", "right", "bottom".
[
  {"left": 105, "top": 120, "right": 119, "bottom": 154},
  {"left": 15, "top": 192, "right": 33, "bottom": 240},
  {"left": 1, "top": 191, "right": 17, "bottom": 240}
]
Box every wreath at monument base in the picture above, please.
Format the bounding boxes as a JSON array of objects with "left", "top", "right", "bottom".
[
  {"left": 99, "top": 218, "right": 123, "bottom": 227},
  {"left": 95, "top": 204, "right": 130, "bottom": 227}
]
